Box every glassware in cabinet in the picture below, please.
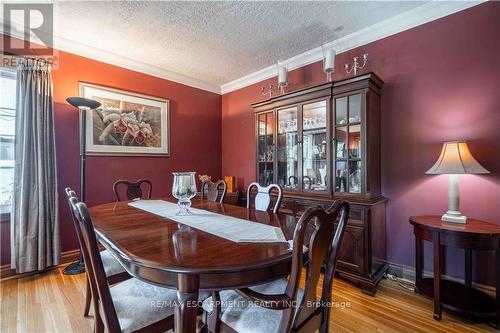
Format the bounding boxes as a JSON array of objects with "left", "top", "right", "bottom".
[
  {"left": 257, "top": 111, "right": 274, "bottom": 186},
  {"left": 277, "top": 106, "right": 298, "bottom": 189},
  {"left": 334, "top": 93, "right": 363, "bottom": 194},
  {"left": 302, "top": 100, "right": 328, "bottom": 192}
]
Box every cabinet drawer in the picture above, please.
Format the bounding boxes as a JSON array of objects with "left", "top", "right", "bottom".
[
  {"left": 292, "top": 201, "right": 364, "bottom": 220},
  {"left": 295, "top": 202, "right": 328, "bottom": 213}
]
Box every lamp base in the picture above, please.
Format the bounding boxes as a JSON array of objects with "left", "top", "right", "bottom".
[
  {"left": 441, "top": 213, "right": 467, "bottom": 224},
  {"left": 63, "top": 257, "right": 85, "bottom": 275}
]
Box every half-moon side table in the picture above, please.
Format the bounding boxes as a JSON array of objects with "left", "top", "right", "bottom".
[{"left": 409, "top": 215, "right": 499, "bottom": 329}]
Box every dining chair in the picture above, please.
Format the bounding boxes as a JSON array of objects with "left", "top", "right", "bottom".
[
  {"left": 73, "top": 199, "right": 177, "bottom": 333},
  {"left": 64, "top": 188, "right": 130, "bottom": 317},
  {"left": 113, "top": 179, "right": 152, "bottom": 201},
  {"left": 246, "top": 182, "right": 283, "bottom": 214},
  {"left": 201, "top": 179, "right": 228, "bottom": 203},
  {"left": 202, "top": 200, "right": 350, "bottom": 333}
]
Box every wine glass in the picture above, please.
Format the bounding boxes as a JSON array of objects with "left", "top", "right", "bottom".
[{"left": 172, "top": 172, "right": 197, "bottom": 215}]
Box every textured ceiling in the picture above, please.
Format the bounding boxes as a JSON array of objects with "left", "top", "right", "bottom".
[{"left": 50, "top": 1, "right": 426, "bottom": 86}]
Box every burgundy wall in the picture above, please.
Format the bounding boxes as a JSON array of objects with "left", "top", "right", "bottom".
[
  {"left": 0, "top": 36, "right": 222, "bottom": 265},
  {"left": 222, "top": 2, "right": 500, "bottom": 284},
  {"left": 1, "top": 3, "right": 499, "bottom": 285}
]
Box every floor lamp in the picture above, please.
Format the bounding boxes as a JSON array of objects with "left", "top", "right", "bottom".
[{"left": 63, "top": 97, "right": 101, "bottom": 275}]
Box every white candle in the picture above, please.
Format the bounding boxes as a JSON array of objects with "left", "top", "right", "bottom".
[
  {"left": 278, "top": 66, "right": 287, "bottom": 85},
  {"left": 324, "top": 49, "right": 335, "bottom": 72}
]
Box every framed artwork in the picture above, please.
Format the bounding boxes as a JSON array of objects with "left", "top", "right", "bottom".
[{"left": 79, "top": 82, "right": 170, "bottom": 156}]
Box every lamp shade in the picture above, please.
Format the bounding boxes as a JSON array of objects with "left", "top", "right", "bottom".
[
  {"left": 66, "top": 97, "right": 101, "bottom": 110},
  {"left": 426, "top": 141, "right": 489, "bottom": 174}
]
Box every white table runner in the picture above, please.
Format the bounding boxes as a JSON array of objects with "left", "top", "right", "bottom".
[{"left": 128, "top": 200, "right": 287, "bottom": 243}]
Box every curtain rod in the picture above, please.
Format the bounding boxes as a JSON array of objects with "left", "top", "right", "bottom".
[{"left": 1, "top": 51, "right": 54, "bottom": 64}]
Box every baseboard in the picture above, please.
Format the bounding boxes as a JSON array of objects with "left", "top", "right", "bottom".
[
  {"left": 0, "top": 249, "right": 80, "bottom": 281},
  {"left": 387, "top": 261, "right": 496, "bottom": 296}
]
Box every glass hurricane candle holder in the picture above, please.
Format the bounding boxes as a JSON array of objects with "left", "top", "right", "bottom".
[{"left": 172, "top": 172, "right": 197, "bottom": 215}]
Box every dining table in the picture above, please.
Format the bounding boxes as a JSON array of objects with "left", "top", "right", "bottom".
[{"left": 88, "top": 198, "right": 301, "bottom": 333}]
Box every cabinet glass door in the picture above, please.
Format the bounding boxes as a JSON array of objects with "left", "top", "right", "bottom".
[
  {"left": 302, "top": 100, "right": 328, "bottom": 192},
  {"left": 334, "top": 93, "right": 362, "bottom": 193},
  {"left": 277, "top": 106, "right": 298, "bottom": 189},
  {"left": 257, "top": 112, "right": 274, "bottom": 186}
]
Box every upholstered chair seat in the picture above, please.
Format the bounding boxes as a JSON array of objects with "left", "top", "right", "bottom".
[
  {"left": 73, "top": 199, "right": 180, "bottom": 333},
  {"left": 110, "top": 278, "right": 177, "bottom": 333},
  {"left": 100, "top": 249, "right": 127, "bottom": 276},
  {"left": 202, "top": 279, "right": 304, "bottom": 333},
  {"left": 112, "top": 278, "right": 211, "bottom": 333}
]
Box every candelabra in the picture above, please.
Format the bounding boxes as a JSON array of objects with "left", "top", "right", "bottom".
[
  {"left": 277, "top": 81, "right": 287, "bottom": 95},
  {"left": 324, "top": 67, "right": 334, "bottom": 82},
  {"left": 261, "top": 63, "right": 288, "bottom": 98},
  {"left": 261, "top": 84, "right": 280, "bottom": 99},
  {"left": 345, "top": 53, "right": 368, "bottom": 76},
  {"left": 277, "top": 63, "right": 288, "bottom": 95}
]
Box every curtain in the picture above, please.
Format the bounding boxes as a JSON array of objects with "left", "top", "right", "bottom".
[{"left": 11, "top": 58, "right": 60, "bottom": 273}]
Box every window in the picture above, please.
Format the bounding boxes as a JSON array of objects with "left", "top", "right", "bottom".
[{"left": 0, "top": 69, "right": 16, "bottom": 214}]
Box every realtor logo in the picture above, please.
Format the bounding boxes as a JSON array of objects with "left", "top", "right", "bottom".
[{"left": 3, "top": 3, "right": 53, "bottom": 55}]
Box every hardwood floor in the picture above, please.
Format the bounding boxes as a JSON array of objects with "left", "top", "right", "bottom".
[{"left": 0, "top": 267, "right": 495, "bottom": 333}]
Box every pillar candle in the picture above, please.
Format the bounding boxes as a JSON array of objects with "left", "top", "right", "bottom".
[
  {"left": 324, "top": 49, "right": 335, "bottom": 72},
  {"left": 278, "top": 66, "right": 287, "bottom": 85}
]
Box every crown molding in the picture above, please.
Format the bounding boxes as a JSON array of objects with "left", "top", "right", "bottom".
[
  {"left": 53, "top": 35, "right": 222, "bottom": 94},
  {"left": 220, "top": 1, "right": 485, "bottom": 94},
  {"left": 0, "top": 24, "right": 222, "bottom": 94}
]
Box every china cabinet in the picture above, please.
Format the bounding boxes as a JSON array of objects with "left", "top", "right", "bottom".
[{"left": 252, "top": 73, "right": 387, "bottom": 295}]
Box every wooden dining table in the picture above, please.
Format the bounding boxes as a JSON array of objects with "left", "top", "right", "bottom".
[{"left": 89, "top": 198, "right": 300, "bottom": 333}]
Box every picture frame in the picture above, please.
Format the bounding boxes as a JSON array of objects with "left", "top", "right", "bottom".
[{"left": 79, "top": 82, "right": 170, "bottom": 156}]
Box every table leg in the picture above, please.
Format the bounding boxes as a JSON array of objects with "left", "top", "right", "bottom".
[
  {"left": 415, "top": 236, "right": 422, "bottom": 285},
  {"left": 174, "top": 273, "right": 200, "bottom": 333},
  {"left": 465, "top": 249, "right": 472, "bottom": 288},
  {"left": 496, "top": 246, "right": 499, "bottom": 329},
  {"left": 433, "top": 232, "right": 441, "bottom": 321}
]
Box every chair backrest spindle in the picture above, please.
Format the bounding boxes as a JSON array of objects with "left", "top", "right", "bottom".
[
  {"left": 246, "top": 182, "right": 283, "bottom": 214},
  {"left": 201, "top": 180, "right": 227, "bottom": 203},
  {"left": 280, "top": 200, "right": 350, "bottom": 333},
  {"left": 75, "top": 202, "right": 122, "bottom": 332},
  {"left": 113, "top": 179, "right": 152, "bottom": 201},
  {"left": 64, "top": 187, "right": 85, "bottom": 257}
]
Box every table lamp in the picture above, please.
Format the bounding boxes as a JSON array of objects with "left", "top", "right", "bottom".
[{"left": 426, "top": 141, "right": 489, "bottom": 224}]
